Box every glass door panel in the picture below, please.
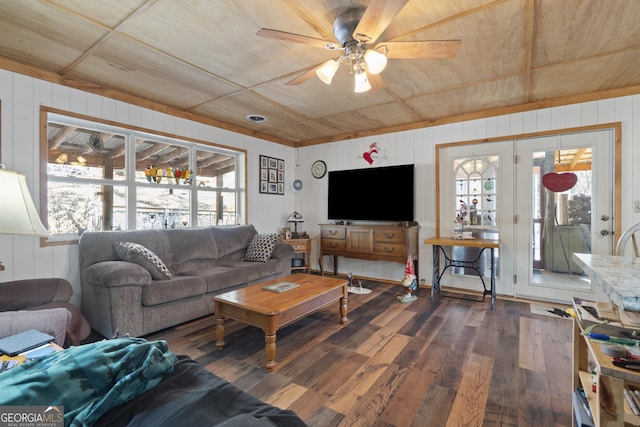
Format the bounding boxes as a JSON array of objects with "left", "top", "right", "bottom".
[{"left": 515, "top": 130, "right": 613, "bottom": 301}]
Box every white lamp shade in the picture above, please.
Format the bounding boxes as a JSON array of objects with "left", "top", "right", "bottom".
[
  {"left": 0, "top": 169, "right": 49, "bottom": 237},
  {"left": 316, "top": 59, "right": 339, "bottom": 85},
  {"left": 364, "top": 49, "right": 387, "bottom": 75},
  {"left": 354, "top": 71, "right": 372, "bottom": 93}
]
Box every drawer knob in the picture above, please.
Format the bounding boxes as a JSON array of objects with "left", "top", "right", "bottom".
[
  {"left": 384, "top": 246, "right": 395, "bottom": 252},
  {"left": 384, "top": 233, "right": 395, "bottom": 238},
  {"left": 330, "top": 230, "right": 338, "bottom": 235}
]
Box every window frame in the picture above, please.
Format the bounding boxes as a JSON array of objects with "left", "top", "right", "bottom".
[{"left": 39, "top": 107, "right": 247, "bottom": 246}]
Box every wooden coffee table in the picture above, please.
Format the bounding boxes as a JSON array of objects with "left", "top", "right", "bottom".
[{"left": 214, "top": 273, "right": 348, "bottom": 370}]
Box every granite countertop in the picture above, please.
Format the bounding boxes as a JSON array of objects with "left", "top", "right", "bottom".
[{"left": 573, "top": 253, "right": 640, "bottom": 312}]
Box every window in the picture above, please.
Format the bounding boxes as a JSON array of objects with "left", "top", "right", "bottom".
[{"left": 41, "top": 110, "right": 245, "bottom": 243}]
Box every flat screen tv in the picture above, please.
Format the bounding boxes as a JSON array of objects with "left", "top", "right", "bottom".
[{"left": 328, "top": 164, "right": 414, "bottom": 222}]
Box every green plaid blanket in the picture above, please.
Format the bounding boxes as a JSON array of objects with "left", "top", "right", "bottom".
[{"left": 0, "top": 337, "right": 177, "bottom": 426}]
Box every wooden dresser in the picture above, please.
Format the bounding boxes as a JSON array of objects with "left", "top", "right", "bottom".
[{"left": 319, "top": 224, "right": 419, "bottom": 276}]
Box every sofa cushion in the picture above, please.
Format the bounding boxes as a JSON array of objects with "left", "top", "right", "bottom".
[
  {"left": 211, "top": 225, "right": 257, "bottom": 258},
  {"left": 167, "top": 228, "right": 218, "bottom": 266},
  {"left": 194, "top": 266, "right": 251, "bottom": 293},
  {"left": 114, "top": 242, "right": 172, "bottom": 280},
  {"left": 142, "top": 276, "right": 207, "bottom": 306},
  {"left": 243, "top": 233, "right": 278, "bottom": 262},
  {"left": 80, "top": 230, "right": 173, "bottom": 270},
  {"left": 222, "top": 260, "right": 288, "bottom": 283}
]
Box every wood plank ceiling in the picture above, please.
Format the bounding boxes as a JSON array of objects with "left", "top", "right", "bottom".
[{"left": 0, "top": 0, "right": 639, "bottom": 147}]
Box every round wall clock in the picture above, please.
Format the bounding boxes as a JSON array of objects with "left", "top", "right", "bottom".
[
  {"left": 311, "top": 160, "right": 327, "bottom": 179},
  {"left": 293, "top": 179, "right": 303, "bottom": 190}
]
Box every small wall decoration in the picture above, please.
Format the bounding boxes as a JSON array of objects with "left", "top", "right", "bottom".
[
  {"left": 359, "top": 142, "right": 387, "bottom": 164},
  {"left": 259, "top": 155, "right": 284, "bottom": 195}
]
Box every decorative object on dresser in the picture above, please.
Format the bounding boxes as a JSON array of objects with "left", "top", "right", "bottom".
[{"left": 319, "top": 223, "right": 419, "bottom": 278}]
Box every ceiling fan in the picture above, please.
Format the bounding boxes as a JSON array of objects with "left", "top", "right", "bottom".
[{"left": 256, "top": 0, "right": 461, "bottom": 93}]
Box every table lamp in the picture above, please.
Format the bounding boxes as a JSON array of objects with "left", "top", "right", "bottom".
[
  {"left": 287, "top": 211, "right": 304, "bottom": 238},
  {"left": 0, "top": 165, "right": 50, "bottom": 270}
]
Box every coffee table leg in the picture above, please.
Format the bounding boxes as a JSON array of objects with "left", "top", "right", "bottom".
[
  {"left": 215, "top": 313, "right": 225, "bottom": 350},
  {"left": 265, "top": 332, "right": 276, "bottom": 371},
  {"left": 340, "top": 287, "right": 348, "bottom": 324}
]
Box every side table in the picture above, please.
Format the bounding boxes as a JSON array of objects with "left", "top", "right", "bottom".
[
  {"left": 280, "top": 238, "right": 312, "bottom": 274},
  {"left": 424, "top": 236, "right": 500, "bottom": 309}
]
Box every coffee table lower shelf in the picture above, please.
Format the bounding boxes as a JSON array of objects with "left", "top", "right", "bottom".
[{"left": 213, "top": 274, "right": 348, "bottom": 370}]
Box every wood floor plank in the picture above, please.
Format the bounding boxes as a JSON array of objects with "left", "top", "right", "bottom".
[
  {"left": 411, "top": 383, "right": 457, "bottom": 427},
  {"left": 518, "top": 368, "right": 554, "bottom": 426},
  {"left": 482, "top": 403, "right": 518, "bottom": 426},
  {"left": 484, "top": 334, "right": 520, "bottom": 411},
  {"left": 339, "top": 363, "right": 408, "bottom": 427},
  {"left": 327, "top": 334, "right": 411, "bottom": 414},
  {"left": 519, "top": 316, "right": 546, "bottom": 372},
  {"left": 542, "top": 335, "right": 572, "bottom": 426},
  {"left": 445, "top": 352, "right": 493, "bottom": 427},
  {"left": 139, "top": 280, "right": 574, "bottom": 427},
  {"left": 377, "top": 318, "right": 451, "bottom": 424},
  {"left": 356, "top": 310, "right": 416, "bottom": 357},
  {"left": 306, "top": 405, "right": 344, "bottom": 427}
]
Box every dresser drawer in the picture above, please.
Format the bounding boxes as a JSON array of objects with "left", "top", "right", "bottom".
[
  {"left": 289, "top": 242, "right": 308, "bottom": 251},
  {"left": 322, "top": 239, "right": 347, "bottom": 252},
  {"left": 375, "top": 228, "right": 406, "bottom": 243},
  {"left": 374, "top": 242, "right": 405, "bottom": 256},
  {"left": 321, "top": 227, "right": 346, "bottom": 240}
]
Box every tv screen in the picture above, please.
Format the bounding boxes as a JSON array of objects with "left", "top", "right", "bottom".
[{"left": 328, "top": 164, "right": 414, "bottom": 222}]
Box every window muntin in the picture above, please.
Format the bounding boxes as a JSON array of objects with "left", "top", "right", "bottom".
[{"left": 43, "top": 112, "right": 244, "bottom": 243}]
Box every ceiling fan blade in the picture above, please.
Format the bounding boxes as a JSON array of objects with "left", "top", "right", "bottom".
[
  {"left": 367, "top": 72, "right": 386, "bottom": 93},
  {"left": 353, "top": 0, "right": 409, "bottom": 43},
  {"left": 286, "top": 65, "right": 323, "bottom": 86},
  {"left": 382, "top": 40, "right": 462, "bottom": 59},
  {"left": 256, "top": 28, "right": 339, "bottom": 50}
]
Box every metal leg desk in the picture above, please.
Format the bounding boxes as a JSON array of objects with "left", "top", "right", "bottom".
[{"left": 424, "top": 236, "right": 500, "bottom": 309}]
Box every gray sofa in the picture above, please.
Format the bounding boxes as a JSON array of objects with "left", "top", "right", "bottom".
[{"left": 79, "top": 225, "right": 293, "bottom": 338}]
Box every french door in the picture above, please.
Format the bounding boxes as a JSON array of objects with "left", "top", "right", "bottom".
[
  {"left": 438, "top": 128, "right": 615, "bottom": 302},
  {"left": 437, "top": 141, "right": 515, "bottom": 297},
  {"left": 514, "top": 129, "right": 614, "bottom": 301}
]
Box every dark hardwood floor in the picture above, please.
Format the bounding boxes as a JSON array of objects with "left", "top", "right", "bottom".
[{"left": 144, "top": 281, "right": 573, "bottom": 427}]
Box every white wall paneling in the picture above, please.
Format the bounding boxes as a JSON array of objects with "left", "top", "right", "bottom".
[{"left": 1, "top": 68, "right": 639, "bottom": 307}]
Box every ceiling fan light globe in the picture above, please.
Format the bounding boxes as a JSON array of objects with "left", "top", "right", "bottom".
[
  {"left": 354, "top": 71, "right": 371, "bottom": 93},
  {"left": 316, "top": 59, "right": 339, "bottom": 84},
  {"left": 364, "top": 49, "right": 387, "bottom": 74}
]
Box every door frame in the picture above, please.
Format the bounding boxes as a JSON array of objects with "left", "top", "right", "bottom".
[{"left": 434, "top": 122, "right": 622, "bottom": 298}]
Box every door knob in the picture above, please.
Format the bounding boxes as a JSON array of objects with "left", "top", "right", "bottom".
[
  {"left": 601, "top": 215, "right": 610, "bottom": 221},
  {"left": 601, "top": 230, "right": 610, "bottom": 236}
]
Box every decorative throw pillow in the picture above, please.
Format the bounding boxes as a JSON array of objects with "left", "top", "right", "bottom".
[
  {"left": 243, "top": 233, "right": 279, "bottom": 262},
  {"left": 114, "top": 242, "right": 172, "bottom": 280}
]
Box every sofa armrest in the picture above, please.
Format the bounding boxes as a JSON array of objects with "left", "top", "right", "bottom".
[
  {"left": 271, "top": 242, "right": 294, "bottom": 259},
  {"left": 0, "top": 278, "right": 73, "bottom": 311},
  {"left": 83, "top": 261, "right": 152, "bottom": 288}
]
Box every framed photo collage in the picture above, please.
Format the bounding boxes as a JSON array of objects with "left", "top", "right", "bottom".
[{"left": 259, "top": 155, "right": 284, "bottom": 195}]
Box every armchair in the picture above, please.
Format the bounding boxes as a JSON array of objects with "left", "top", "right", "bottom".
[
  {"left": 0, "top": 278, "right": 90, "bottom": 346},
  {"left": 0, "top": 308, "right": 70, "bottom": 346}
]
